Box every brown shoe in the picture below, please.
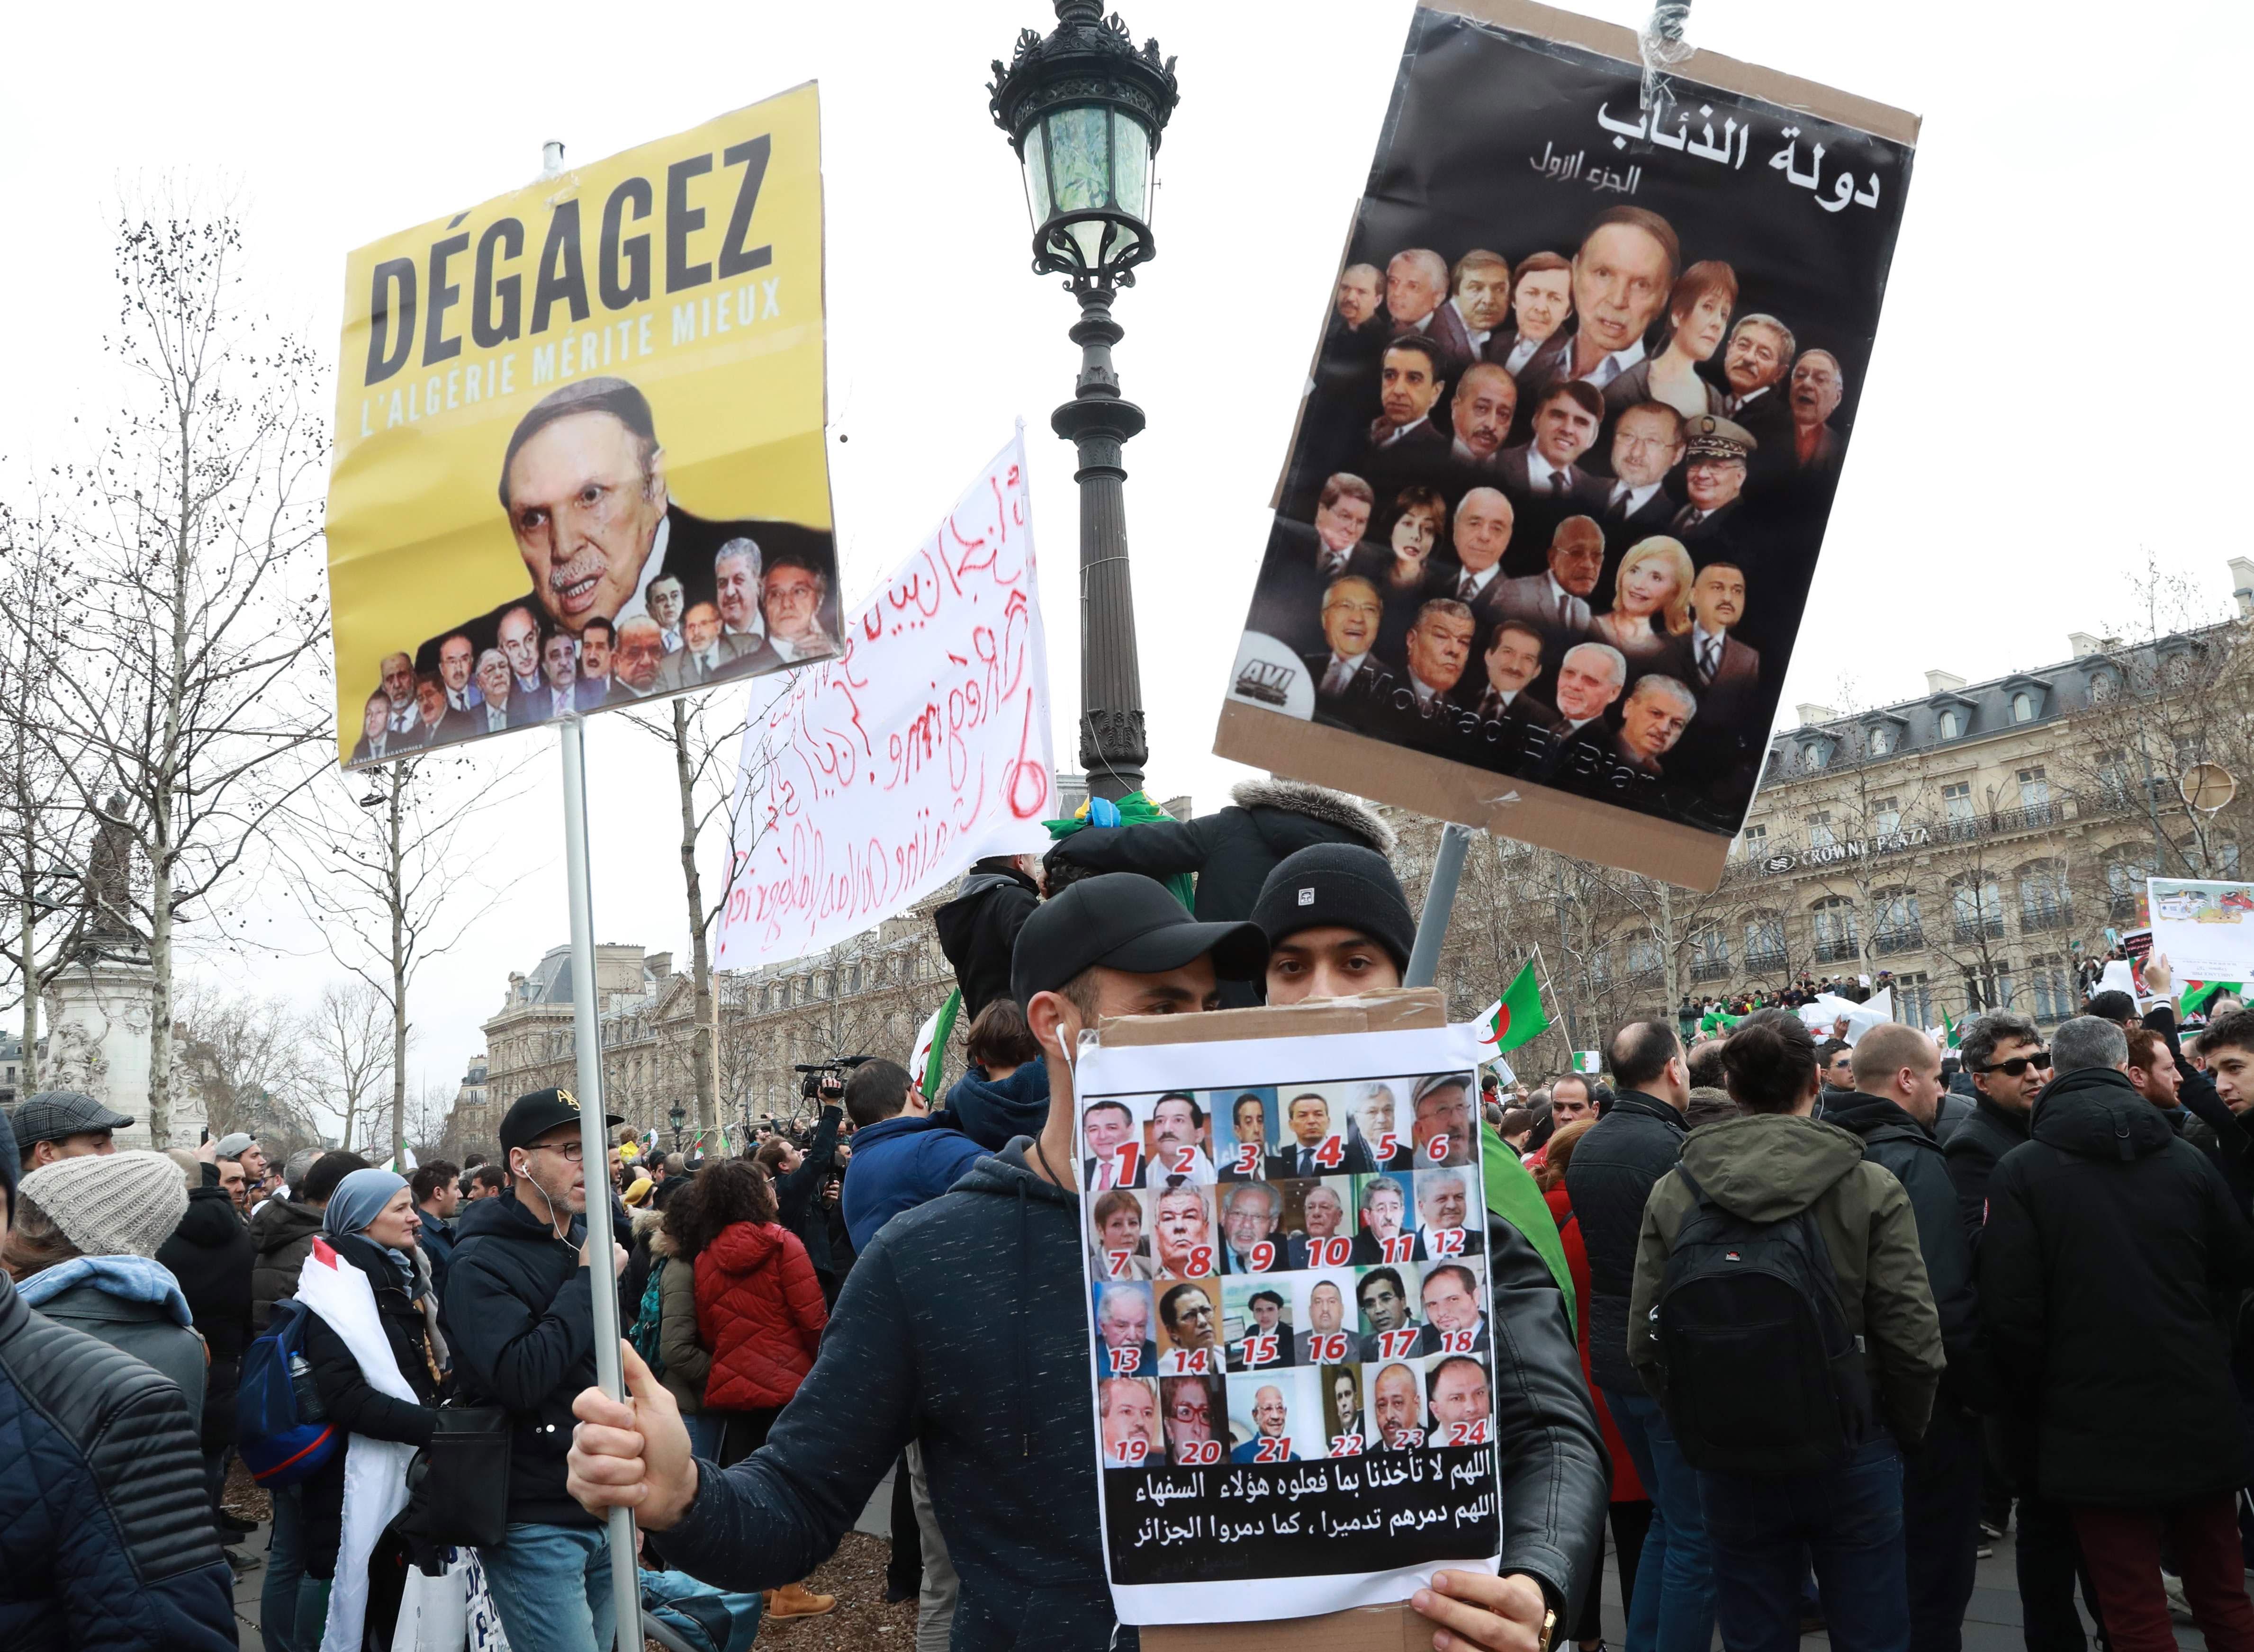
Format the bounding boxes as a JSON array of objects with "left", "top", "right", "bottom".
[{"left": 765, "top": 1582, "right": 837, "bottom": 1618}]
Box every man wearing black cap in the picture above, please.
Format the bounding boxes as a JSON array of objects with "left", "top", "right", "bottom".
[
  {"left": 444, "top": 1086, "right": 627, "bottom": 1652},
  {"left": 1250, "top": 842, "right": 1611, "bottom": 1645},
  {"left": 567, "top": 874, "right": 1267, "bottom": 1650},
  {"left": 414, "top": 375, "right": 838, "bottom": 681},
  {"left": 9, "top": 1089, "right": 135, "bottom": 1174}
]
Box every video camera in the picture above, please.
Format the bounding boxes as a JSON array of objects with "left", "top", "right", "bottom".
[{"left": 793, "top": 1055, "right": 873, "bottom": 1103}]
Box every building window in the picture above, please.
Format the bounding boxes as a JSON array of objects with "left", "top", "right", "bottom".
[
  {"left": 847, "top": 963, "right": 862, "bottom": 994},
  {"left": 2095, "top": 748, "right": 2132, "bottom": 808},
  {"left": 2027, "top": 953, "right": 2073, "bottom": 1022},
  {"left": 1625, "top": 934, "right": 1662, "bottom": 985},
  {"left": 1942, "top": 781, "right": 1973, "bottom": 819},
  {"left": 1744, "top": 912, "right": 1787, "bottom": 972},
  {"left": 1690, "top": 925, "right": 1731, "bottom": 982},
  {"left": 1874, "top": 796, "right": 1902, "bottom": 835},
  {"left": 2223, "top": 836, "right": 2243, "bottom": 878},
  {"left": 2011, "top": 691, "right": 2037, "bottom": 723},
  {"left": 2018, "top": 766, "right": 2049, "bottom": 807},
  {"left": 1951, "top": 875, "right": 2005, "bottom": 943},
  {"left": 2090, "top": 670, "right": 2119, "bottom": 704},
  {"left": 1938, "top": 708, "right": 1963, "bottom": 740},
  {"left": 1874, "top": 889, "right": 1923, "bottom": 954},
  {"left": 1963, "top": 960, "right": 2017, "bottom": 1013},
  {"left": 2101, "top": 844, "right": 2158, "bottom": 922},
  {"left": 1739, "top": 823, "right": 1768, "bottom": 860},
  {"left": 1587, "top": 948, "right": 1613, "bottom": 988},
  {"left": 1868, "top": 725, "right": 1894, "bottom": 756},
  {"left": 1803, "top": 741, "right": 1830, "bottom": 771},
  {"left": 1812, "top": 897, "right": 1859, "bottom": 964},
  {"left": 1807, "top": 811, "right": 1835, "bottom": 849},
  {"left": 1894, "top": 971, "right": 1933, "bottom": 1028},
  {"left": 2164, "top": 653, "right": 2195, "bottom": 687},
  {"left": 2018, "top": 861, "right": 2071, "bottom": 933}
]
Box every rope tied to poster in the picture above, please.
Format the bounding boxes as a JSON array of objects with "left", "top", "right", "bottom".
[{"left": 1638, "top": 0, "right": 1694, "bottom": 110}]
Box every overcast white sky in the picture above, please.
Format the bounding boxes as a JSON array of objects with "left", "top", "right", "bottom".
[{"left": 1, "top": 0, "right": 2244, "bottom": 1113}]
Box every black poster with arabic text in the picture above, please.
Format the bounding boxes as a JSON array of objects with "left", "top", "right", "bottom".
[{"left": 1220, "top": 3, "right": 1914, "bottom": 889}]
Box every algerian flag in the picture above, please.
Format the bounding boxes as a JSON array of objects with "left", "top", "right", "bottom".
[
  {"left": 2187, "top": 980, "right": 2245, "bottom": 1017},
  {"left": 911, "top": 989, "right": 963, "bottom": 1096},
  {"left": 1940, "top": 1007, "right": 1959, "bottom": 1049},
  {"left": 1473, "top": 960, "right": 1551, "bottom": 1055}
]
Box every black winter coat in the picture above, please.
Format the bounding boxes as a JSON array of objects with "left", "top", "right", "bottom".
[
  {"left": 1562, "top": 1090, "right": 1686, "bottom": 1393},
  {"left": 1942, "top": 1094, "right": 2030, "bottom": 1251},
  {"left": 1827, "top": 1090, "right": 1991, "bottom": 1411},
  {"left": 443, "top": 1189, "right": 600, "bottom": 1527},
  {"left": 1044, "top": 779, "right": 1394, "bottom": 1007},
  {"left": 932, "top": 867, "right": 1040, "bottom": 1021},
  {"left": 249, "top": 1196, "right": 326, "bottom": 1331},
  {"left": 156, "top": 1166, "right": 254, "bottom": 1446},
  {"left": 1981, "top": 1064, "right": 2254, "bottom": 1505},
  {"left": 2146, "top": 1005, "right": 2254, "bottom": 1213},
  {"left": 302, "top": 1233, "right": 443, "bottom": 1581},
  {"left": 773, "top": 1105, "right": 844, "bottom": 1277}
]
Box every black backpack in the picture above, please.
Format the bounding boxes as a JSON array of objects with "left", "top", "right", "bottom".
[{"left": 1652, "top": 1166, "right": 1874, "bottom": 1478}]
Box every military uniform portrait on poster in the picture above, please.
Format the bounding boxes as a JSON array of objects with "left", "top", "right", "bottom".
[
  {"left": 1218, "top": 3, "right": 1916, "bottom": 889},
  {"left": 325, "top": 83, "right": 838, "bottom": 767}
]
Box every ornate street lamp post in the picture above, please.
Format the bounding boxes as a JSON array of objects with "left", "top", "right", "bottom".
[
  {"left": 667, "top": 1102, "right": 686, "bottom": 1152},
  {"left": 990, "top": 2, "right": 1179, "bottom": 801}
]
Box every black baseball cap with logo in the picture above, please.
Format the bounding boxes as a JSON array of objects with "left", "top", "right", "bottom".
[
  {"left": 1010, "top": 873, "right": 1268, "bottom": 1008},
  {"left": 498, "top": 1086, "right": 624, "bottom": 1156}
]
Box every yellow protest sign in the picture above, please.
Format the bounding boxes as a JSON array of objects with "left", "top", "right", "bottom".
[{"left": 326, "top": 82, "right": 834, "bottom": 766}]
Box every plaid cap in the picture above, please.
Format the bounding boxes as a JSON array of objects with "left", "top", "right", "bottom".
[{"left": 9, "top": 1090, "right": 135, "bottom": 1145}]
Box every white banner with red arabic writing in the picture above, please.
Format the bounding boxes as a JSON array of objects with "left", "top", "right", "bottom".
[{"left": 714, "top": 434, "right": 1055, "bottom": 970}]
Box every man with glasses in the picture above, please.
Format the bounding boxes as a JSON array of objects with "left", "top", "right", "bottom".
[
  {"left": 446, "top": 1086, "right": 627, "bottom": 1652},
  {"left": 1946, "top": 1013, "right": 2093, "bottom": 1652}
]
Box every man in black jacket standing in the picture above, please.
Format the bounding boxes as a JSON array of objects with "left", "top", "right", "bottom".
[
  {"left": 159, "top": 1141, "right": 258, "bottom": 1555},
  {"left": 446, "top": 1086, "right": 625, "bottom": 1652},
  {"left": 1833, "top": 1025, "right": 1987, "bottom": 1652},
  {"left": 756, "top": 1088, "right": 846, "bottom": 1299},
  {"left": 1944, "top": 1012, "right": 2050, "bottom": 1250},
  {"left": 1983, "top": 1016, "right": 2254, "bottom": 1650},
  {"left": 1563, "top": 1018, "right": 1709, "bottom": 1651},
  {"left": 932, "top": 855, "right": 1043, "bottom": 1021}
]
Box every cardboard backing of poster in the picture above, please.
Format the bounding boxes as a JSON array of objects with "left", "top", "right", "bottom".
[
  {"left": 1078, "top": 990, "right": 1503, "bottom": 1646},
  {"left": 1218, "top": 0, "right": 1920, "bottom": 893}
]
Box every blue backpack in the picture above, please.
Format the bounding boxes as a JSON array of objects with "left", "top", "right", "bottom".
[{"left": 236, "top": 1297, "right": 339, "bottom": 1487}]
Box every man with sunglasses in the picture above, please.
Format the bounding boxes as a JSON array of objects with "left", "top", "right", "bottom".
[{"left": 445, "top": 1086, "right": 628, "bottom": 1652}]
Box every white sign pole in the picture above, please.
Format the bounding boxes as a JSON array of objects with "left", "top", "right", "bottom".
[{"left": 559, "top": 714, "right": 640, "bottom": 1652}]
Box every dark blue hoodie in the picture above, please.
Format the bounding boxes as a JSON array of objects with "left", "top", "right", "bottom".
[
  {"left": 939, "top": 1057, "right": 1052, "bottom": 1150},
  {"left": 658, "top": 1140, "right": 1127, "bottom": 1650}
]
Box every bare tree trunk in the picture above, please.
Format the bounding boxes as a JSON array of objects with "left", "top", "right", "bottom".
[
  {"left": 18, "top": 896, "right": 37, "bottom": 1090},
  {"left": 389, "top": 773, "right": 408, "bottom": 1168},
  {"left": 148, "top": 848, "right": 174, "bottom": 1146},
  {"left": 674, "top": 702, "right": 719, "bottom": 1133}
]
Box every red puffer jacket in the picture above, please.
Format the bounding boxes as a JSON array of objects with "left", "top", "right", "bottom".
[{"left": 694, "top": 1220, "right": 829, "bottom": 1411}]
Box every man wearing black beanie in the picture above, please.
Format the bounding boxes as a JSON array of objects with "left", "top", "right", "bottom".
[{"left": 1251, "top": 842, "right": 1418, "bottom": 1004}]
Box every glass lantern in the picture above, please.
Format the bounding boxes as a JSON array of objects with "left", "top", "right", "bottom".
[{"left": 1019, "top": 102, "right": 1156, "bottom": 278}]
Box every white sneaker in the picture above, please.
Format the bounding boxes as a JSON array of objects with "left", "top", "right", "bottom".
[{"left": 2164, "top": 1570, "right": 2195, "bottom": 1625}]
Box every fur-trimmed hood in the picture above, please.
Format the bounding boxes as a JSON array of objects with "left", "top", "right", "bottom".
[
  {"left": 635, "top": 1204, "right": 674, "bottom": 1257},
  {"left": 1229, "top": 777, "right": 1395, "bottom": 855}
]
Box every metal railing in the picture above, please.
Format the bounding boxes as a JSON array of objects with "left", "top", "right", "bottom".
[
  {"left": 1873, "top": 928, "right": 1925, "bottom": 956},
  {"left": 1953, "top": 916, "right": 2007, "bottom": 944},
  {"left": 1813, "top": 938, "right": 1861, "bottom": 964}
]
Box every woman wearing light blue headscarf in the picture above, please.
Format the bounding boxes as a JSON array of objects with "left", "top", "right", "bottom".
[{"left": 292, "top": 1167, "right": 448, "bottom": 1649}]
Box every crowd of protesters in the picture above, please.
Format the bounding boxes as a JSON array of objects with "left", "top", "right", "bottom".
[{"left": 6, "top": 783, "right": 2254, "bottom": 1652}]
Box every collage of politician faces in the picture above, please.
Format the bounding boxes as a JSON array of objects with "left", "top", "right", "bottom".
[
  {"left": 1238, "top": 204, "right": 1857, "bottom": 835},
  {"left": 1081, "top": 1076, "right": 1496, "bottom": 1469}
]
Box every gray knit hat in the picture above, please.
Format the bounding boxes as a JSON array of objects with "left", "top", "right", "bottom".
[{"left": 18, "top": 1150, "right": 189, "bottom": 1257}]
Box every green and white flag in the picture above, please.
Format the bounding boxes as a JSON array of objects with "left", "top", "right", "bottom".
[{"left": 911, "top": 989, "right": 963, "bottom": 1097}]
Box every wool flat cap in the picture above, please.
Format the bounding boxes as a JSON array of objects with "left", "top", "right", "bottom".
[{"left": 10, "top": 1090, "right": 136, "bottom": 1146}]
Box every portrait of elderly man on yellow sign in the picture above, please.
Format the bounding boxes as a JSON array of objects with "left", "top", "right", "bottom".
[{"left": 413, "top": 375, "right": 838, "bottom": 687}]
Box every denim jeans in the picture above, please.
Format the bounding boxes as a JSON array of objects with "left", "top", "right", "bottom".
[
  {"left": 1602, "top": 1387, "right": 1715, "bottom": 1652},
  {"left": 261, "top": 1481, "right": 305, "bottom": 1652},
  {"left": 1704, "top": 1437, "right": 1909, "bottom": 1652},
  {"left": 686, "top": 1410, "right": 727, "bottom": 1460},
  {"left": 479, "top": 1521, "right": 620, "bottom": 1652}
]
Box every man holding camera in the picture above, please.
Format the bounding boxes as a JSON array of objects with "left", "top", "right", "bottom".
[
  {"left": 756, "top": 1070, "right": 848, "bottom": 1302},
  {"left": 445, "top": 1087, "right": 626, "bottom": 1652}
]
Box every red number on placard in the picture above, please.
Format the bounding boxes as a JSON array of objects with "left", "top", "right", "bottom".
[
  {"left": 1314, "top": 1134, "right": 1344, "bottom": 1170},
  {"left": 1314, "top": 1237, "right": 1352, "bottom": 1268},
  {"left": 1109, "top": 1345, "right": 1142, "bottom": 1374},
  {"left": 1108, "top": 1437, "right": 1150, "bottom": 1466},
  {"left": 1249, "top": 1241, "right": 1275, "bottom": 1273},
  {"left": 1439, "top": 1329, "right": 1476, "bottom": 1356},
  {"left": 1170, "top": 1146, "right": 1196, "bottom": 1175},
  {"left": 1180, "top": 1438, "right": 1222, "bottom": 1465},
  {"left": 1445, "top": 1419, "right": 1491, "bottom": 1446},
  {"left": 1165, "top": 1347, "right": 1213, "bottom": 1376},
  {"left": 1432, "top": 1227, "right": 1467, "bottom": 1258},
  {"left": 1394, "top": 1428, "right": 1426, "bottom": 1448},
  {"left": 1243, "top": 1334, "right": 1278, "bottom": 1366},
  {"left": 1111, "top": 1142, "right": 1141, "bottom": 1185},
  {"left": 1329, "top": 1434, "right": 1364, "bottom": 1457},
  {"left": 1186, "top": 1245, "right": 1215, "bottom": 1276},
  {"left": 1425, "top": 1133, "right": 1452, "bottom": 1164},
  {"left": 1311, "top": 1333, "right": 1350, "bottom": 1364},
  {"left": 1375, "top": 1132, "right": 1397, "bottom": 1163},
  {"left": 1235, "top": 1142, "right": 1261, "bottom": 1176},
  {"left": 1379, "top": 1329, "right": 1422, "bottom": 1360},
  {"left": 1254, "top": 1437, "right": 1291, "bottom": 1463},
  {"left": 1105, "top": 1249, "right": 1135, "bottom": 1279},
  {"left": 1381, "top": 1234, "right": 1416, "bottom": 1265}
]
